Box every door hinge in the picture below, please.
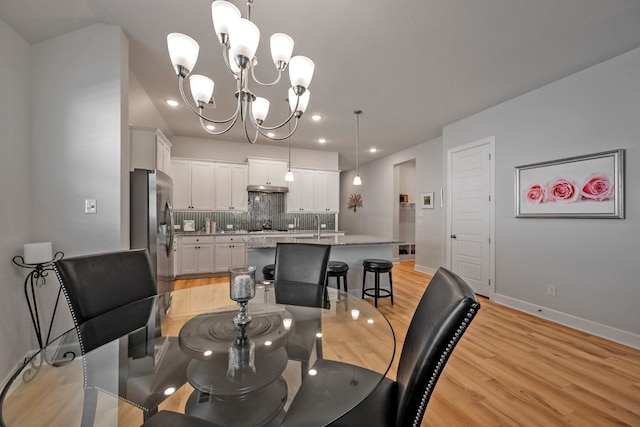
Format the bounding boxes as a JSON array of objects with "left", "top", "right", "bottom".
[
  {"left": 488, "top": 279, "right": 491, "bottom": 286},
  {"left": 488, "top": 195, "right": 491, "bottom": 202},
  {"left": 488, "top": 237, "right": 491, "bottom": 244},
  {"left": 489, "top": 153, "right": 492, "bottom": 160}
]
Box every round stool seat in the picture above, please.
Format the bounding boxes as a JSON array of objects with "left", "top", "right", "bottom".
[
  {"left": 262, "top": 264, "right": 275, "bottom": 281},
  {"left": 363, "top": 259, "right": 393, "bottom": 272},
  {"left": 326, "top": 261, "right": 349, "bottom": 292},
  {"left": 327, "top": 261, "right": 349, "bottom": 275}
]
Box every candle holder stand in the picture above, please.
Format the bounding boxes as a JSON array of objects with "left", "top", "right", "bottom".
[{"left": 11, "top": 251, "right": 74, "bottom": 378}]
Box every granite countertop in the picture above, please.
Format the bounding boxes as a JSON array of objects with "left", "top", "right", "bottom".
[
  {"left": 175, "top": 230, "right": 345, "bottom": 237},
  {"left": 245, "top": 234, "right": 399, "bottom": 249}
]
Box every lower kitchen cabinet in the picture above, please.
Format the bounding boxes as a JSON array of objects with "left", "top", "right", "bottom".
[
  {"left": 215, "top": 235, "right": 246, "bottom": 273},
  {"left": 179, "top": 236, "right": 215, "bottom": 275}
]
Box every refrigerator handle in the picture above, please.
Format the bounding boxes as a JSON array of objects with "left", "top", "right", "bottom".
[{"left": 166, "top": 201, "right": 175, "bottom": 255}]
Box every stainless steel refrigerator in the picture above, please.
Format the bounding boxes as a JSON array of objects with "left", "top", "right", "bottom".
[{"left": 130, "top": 169, "right": 175, "bottom": 298}]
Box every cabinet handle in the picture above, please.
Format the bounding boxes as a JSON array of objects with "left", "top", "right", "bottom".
[{"left": 451, "top": 235, "right": 457, "bottom": 239}]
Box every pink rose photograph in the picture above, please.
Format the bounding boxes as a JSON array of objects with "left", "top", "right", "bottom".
[{"left": 515, "top": 149, "right": 624, "bottom": 218}]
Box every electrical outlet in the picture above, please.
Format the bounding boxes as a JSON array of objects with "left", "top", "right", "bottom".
[
  {"left": 226, "top": 224, "right": 233, "bottom": 229},
  {"left": 320, "top": 224, "right": 327, "bottom": 228},
  {"left": 547, "top": 285, "right": 556, "bottom": 297},
  {"left": 288, "top": 224, "right": 294, "bottom": 229}
]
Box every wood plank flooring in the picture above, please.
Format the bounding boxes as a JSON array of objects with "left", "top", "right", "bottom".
[{"left": 176, "top": 262, "right": 640, "bottom": 426}]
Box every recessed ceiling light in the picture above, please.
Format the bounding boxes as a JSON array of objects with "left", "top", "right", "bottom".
[
  {"left": 267, "top": 132, "right": 276, "bottom": 138},
  {"left": 165, "top": 99, "right": 180, "bottom": 107},
  {"left": 311, "top": 114, "right": 322, "bottom": 121},
  {"left": 318, "top": 138, "right": 326, "bottom": 144},
  {"left": 205, "top": 124, "right": 216, "bottom": 131},
  {"left": 369, "top": 148, "right": 377, "bottom": 153}
]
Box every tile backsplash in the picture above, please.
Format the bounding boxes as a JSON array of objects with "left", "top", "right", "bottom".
[{"left": 174, "top": 191, "right": 336, "bottom": 232}]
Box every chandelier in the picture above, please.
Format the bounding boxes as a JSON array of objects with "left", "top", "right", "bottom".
[{"left": 166, "top": 0, "right": 315, "bottom": 144}]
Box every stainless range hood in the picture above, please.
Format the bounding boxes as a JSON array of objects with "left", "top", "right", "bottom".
[{"left": 247, "top": 184, "right": 289, "bottom": 193}]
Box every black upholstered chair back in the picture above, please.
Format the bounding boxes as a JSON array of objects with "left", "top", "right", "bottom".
[
  {"left": 273, "top": 243, "right": 331, "bottom": 284},
  {"left": 394, "top": 267, "right": 480, "bottom": 425},
  {"left": 54, "top": 248, "right": 156, "bottom": 325},
  {"left": 273, "top": 243, "right": 331, "bottom": 308}
]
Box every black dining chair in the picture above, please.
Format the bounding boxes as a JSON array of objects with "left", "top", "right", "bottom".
[
  {"left": 281, "top": 267, "right": 481, "bottom": 427},
  {"left": 273, "top": 242, "right": 331, "bottom": 378},
  {"left": 53, "top": 249, "right": 191, "bottom": 426}
]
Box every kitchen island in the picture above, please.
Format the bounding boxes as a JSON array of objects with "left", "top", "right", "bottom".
[{"left": 246, "top": 235, "right": 398, "bottom": 296}]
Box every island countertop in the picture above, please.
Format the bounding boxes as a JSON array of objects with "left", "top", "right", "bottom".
[{"left": 245, "top": 234, "right": 399, "bottom": 249}]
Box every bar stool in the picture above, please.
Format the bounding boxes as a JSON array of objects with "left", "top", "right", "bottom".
[
  {"left": 262, "top": 264, "right": 275, "bottom": 281},
  {"left": 326, "top": 261, "right": 349, "bottom": 292},
  {"left": 362, "top": 259, "right": 393, "bottom": 307}
]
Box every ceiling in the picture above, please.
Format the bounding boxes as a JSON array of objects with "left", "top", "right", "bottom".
[{"left": 3, "top": 0, "right": 640, "bottom": 170}]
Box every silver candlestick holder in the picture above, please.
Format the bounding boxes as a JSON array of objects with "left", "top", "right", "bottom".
[{"left": 229, "top": 265, "right": 257, "bottom": 328}]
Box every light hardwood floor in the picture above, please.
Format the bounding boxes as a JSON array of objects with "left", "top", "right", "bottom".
[{"left": 176, "top": 262, "right": 640, "bottom": 426}]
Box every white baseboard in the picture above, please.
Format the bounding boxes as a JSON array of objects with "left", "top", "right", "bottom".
[
  {"left": 413, "top": 264, "right": 437, "bottom": 276},
  {"left": 492, "top": 293, "right": 640, "bottom": 350}
]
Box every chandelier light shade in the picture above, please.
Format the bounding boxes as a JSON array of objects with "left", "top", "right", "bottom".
[
  {"left": 353, "top": 110, "right": 363, "bottom": 186},
  {"left": 167, "top": 0, "right": 315, "bottom": 144},
  {"left": 167, "top": 33, "right": 200, "bottom": 76},
  {"left": 270, "top": 33, "right": 294, "bottom": 69},
  {"left": 189, "top": 74, "right": 214, "bottom": 105}
]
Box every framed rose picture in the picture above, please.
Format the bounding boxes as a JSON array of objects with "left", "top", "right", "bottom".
[{"left": 515, "top": 149, "right": 624, "bottom": 218}]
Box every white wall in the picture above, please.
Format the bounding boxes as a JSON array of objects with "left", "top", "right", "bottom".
[
  {"left": 171, "top": 136, "right": 339, "bottom": 170},
  {"left": 443, "top": 47, "right": 640, "bottom": 346},
  {"left": 339, "top": 137, "right": 444, "bottom": 273},
  {"left": 0, "top": 23, "right": 130, "bottom": 385},
  {"left": 30, "top": 24, "right": 130, "bottom": 255},
  {"left": 0, "top": 19, "right": 33, "bottom": 384}
]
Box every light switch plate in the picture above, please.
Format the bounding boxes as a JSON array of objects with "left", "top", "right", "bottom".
[{"left": 85, "top": 199, "right": 97, "bottom": 214}]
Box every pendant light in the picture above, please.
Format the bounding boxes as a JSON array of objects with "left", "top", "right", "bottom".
[
  {"left": 285, "top": 105, "right": 294, "bottom": 181},
  {"left": 353, "top": 110, "right": 362, "bottom": 186},
  {"left": 285, "top": 134, "right": 294, "bottom": 182}
]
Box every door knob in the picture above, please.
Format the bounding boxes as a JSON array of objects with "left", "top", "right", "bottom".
[{"left": 450, "top": 235, "right": 457, "bottom": 239}]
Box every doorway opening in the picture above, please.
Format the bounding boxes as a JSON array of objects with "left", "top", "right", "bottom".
[{"left": 393, "top": 159, "right": 416, "bottom": 262}]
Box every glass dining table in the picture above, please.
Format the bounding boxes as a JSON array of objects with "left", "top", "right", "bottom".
[{"left": 0, "top": 281, "right": 395, "bottom": 426}]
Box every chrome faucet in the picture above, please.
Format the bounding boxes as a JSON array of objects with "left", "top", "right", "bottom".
[{"left": 315, "top": 214, "right": 321, "bottom": 238}]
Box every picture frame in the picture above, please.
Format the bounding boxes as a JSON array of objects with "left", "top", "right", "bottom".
[
  {"left": 515, "top": 149, "right": 624, "bottom": 218},
  {"left": 421, "top": 192, "right": 434, "bottom": 209}
]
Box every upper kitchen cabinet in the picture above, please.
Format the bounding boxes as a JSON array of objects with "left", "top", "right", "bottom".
[
  {"left": 287, "top": 169, "right": 340, "bottom": 213},
  {"left": 314, "top": 170, "right": 340, "bottom": 212},
  {"left": 172, "top": 159, "right": 215, "bottom": 210},
  {"left": 215, "top": 163, "right": 248, "bottom": 211},
  {"left": 248, "top": 158, "right": 288, "bottom": 187},
  {"left": 130, "top": 126, "right": 172, "bottom": 175},
  {"left": 287, "top": 168, "right": 315, "bottom": 212}
]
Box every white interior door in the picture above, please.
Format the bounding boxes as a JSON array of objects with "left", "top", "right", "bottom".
[{"left": 448, "top": 139, "right": 494, "bottom": 297}]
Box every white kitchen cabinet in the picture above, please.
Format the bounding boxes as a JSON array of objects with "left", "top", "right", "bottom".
[
  {"left": 130, "top": 126, "right": 172, "bottom": 175},
  {"left": 179, "top": 236, "right": 214, "bottom": 275},
  {"left": 248, "top": 158, "right": 288, "bottom": 187},
  {"left": 215, "top": 163, "right": 248, "bottom": 211},
  {"left": 215, "top": 235, "right": 246, "bottom": 272},
  {"left": 314, "top": 170, "right": 340, "bottom": 212},
  {"left": 172, "top": 159, "right": 215, "bottom": 210},
  {"left": 287, "top": 168, "right": 315, "bottom": 212}
]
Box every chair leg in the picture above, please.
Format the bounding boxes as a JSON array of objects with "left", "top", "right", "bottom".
[
  {"left": 343, "top": 274, "right": 348, "bottom": 293},
  {"left": 374, "top": 272, "right": 380, "bottom": 307},
  {"left": 81, "top": 388, "right": 98, "bottom": 427},
  {"left": 389, "top": 271, "right": 394, "bottom": 305},
  {"left": 361, "top": 271, "right": 367, "bottom": 299}
]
